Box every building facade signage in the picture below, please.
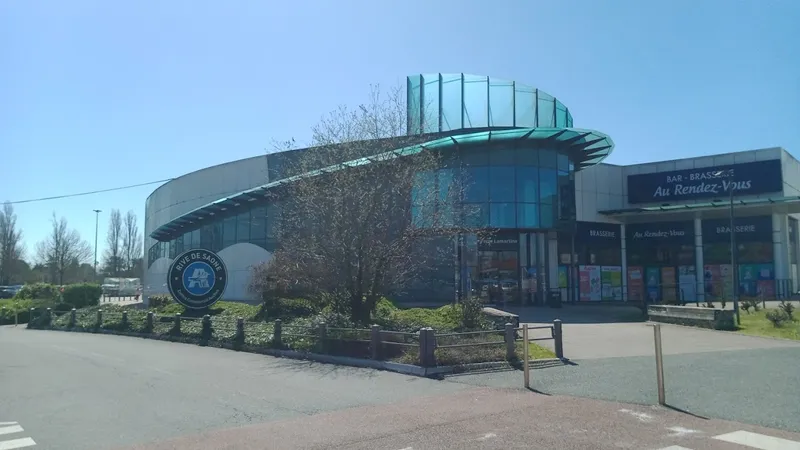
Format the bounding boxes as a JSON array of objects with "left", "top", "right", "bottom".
[
  {"left": 478, "top": 233, "right": 519, "bottom": 251},
  {"left": 167, "top": 249, "right": 228, "bottom": 309},
  {"left": 626, "top": 159, "right": 783, "bottom": 204},
  {"left": 626, "top": 221, "right": 694, "bottom": 244},
  {"left": 702, "top": 216, "right": 773, "bottom": 243},
  {"left": 575, "top": 221, "right": 621, "bottom": 245}
]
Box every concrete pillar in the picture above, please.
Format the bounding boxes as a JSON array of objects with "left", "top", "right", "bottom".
[
  {"left": 621, "top": 224, "right": 627, "bottom": 302},
  {"left": 694, "top": 218, "right": 705, "bottom": 303},
  {"left": 773, "top": 213, "right": 790, "bottom": 296}
]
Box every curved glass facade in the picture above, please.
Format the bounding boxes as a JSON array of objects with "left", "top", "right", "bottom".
[
  {"left": 407, "top": 73, "right": 574, "bottom": 135},
  {"left": 147, "top": 204, "right": 281, "bottom": 268},
  {"left": 412, "top": 143, "right": 575, "bottom": 230}
]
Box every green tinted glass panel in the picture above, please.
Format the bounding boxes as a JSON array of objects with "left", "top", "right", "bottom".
[
  {"left": 440, "top": 74, "right": 463, "bottom": 131},
  {"left": 515, "top": 86, "right": 536, "bottom": 128},
  {"left": 462, "top": 75, "right": 488, "bottom": 128},
  {"left": 421, "top": 74, "right": 440, "bottom": 133},
  {"left": 490, "top": 203, "right": 516, "bottom": 228},
  {"left": 464, "top": 203, "right": 489, "bottom": 228},
  {"left": 517, "top": 203, "right": 539, "bottom": 228},
  {"left": 488, "top": 79, "right": 514, "bottom": 127}
]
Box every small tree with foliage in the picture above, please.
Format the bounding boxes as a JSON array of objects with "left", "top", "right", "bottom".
[{"left": 250, "top": 84, "right": 476, "bottom": 325}]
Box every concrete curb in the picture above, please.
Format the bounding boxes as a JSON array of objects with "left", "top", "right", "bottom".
[
  {"left": 30, "top": 326, "right": 567, "bottom": 377},
  {"left": 645, "top": 320, "right": 800, "bottom": 345}
]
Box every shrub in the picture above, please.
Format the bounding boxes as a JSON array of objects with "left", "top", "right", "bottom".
[
  {"left": 741, "top": 298, "right": 761, "bottom": 313},
  {"left": 61, "top": 283, "right": 102, "bottom": 309},
  {"left": 15, "top": 283, "right": 60, "bottom": 301},
  {"left": 778, "top": 301, "right": 796, "bottom": 320},
  {"left": 148, "top": 294, "right": 173, "bottom": 309},
  {"left": 264, "top": 297, "right": 321, "bottom": 321},
  {"left": 765, "top": 309, "right": 790, "bottom": 327}
]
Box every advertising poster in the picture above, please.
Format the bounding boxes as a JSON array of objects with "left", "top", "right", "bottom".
[
  {"left": 703, "top": 265, "right": 721, "bottom": 297},
  {"left": 583, "top": 265, "right": 602, "bottom": 301},
  {"left": 678, "top": 265, "right": 697, "bottom": 303},
  {"left": 601, "top": 267, "right": 614, "bottom": 300},
  {"left": 578, "top": 266, "right": 591, "bottom": 301},
  {"left": 526, "top": 267, "right": 538, "bottom": 293},
  {"left": 558, "top": 266, "right": 568, "bottom": 288},
  {"left": 645, "top": 267, "right": 661, "bottom": 303},
  {"left": 739, "top": 264, "right": 759, "bottom": 297},
  {"left": 661, "top": 267, "right": 677, "bottom": 304},
  {"left": 627, "top": 266, "right": 644, "bottom": 303}
]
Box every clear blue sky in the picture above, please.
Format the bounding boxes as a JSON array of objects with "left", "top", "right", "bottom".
[{"left": 2, "top": 0, "right": 798, "bottom": 263}]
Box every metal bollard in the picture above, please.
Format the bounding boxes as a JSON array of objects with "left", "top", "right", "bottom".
[
  {"left": 273, "top": 319, "right": 282, "bottom": 348},
  {"left": 234, "top": 317, "right": 245, "bottom": 349},
  {"left": 69, "top": 308, "right": 77, "bottom": 328},
  {"left": 122, "top": 311, "right": 129, "bottom": 328},
  {"left": 317, "top": 322, "right": 327, "bottom": 354},
  {"left": 174, "top": 313, "right": 181, "bottom": 335},
  {"left": 200, "top": 314, "right": 212, "bottom": 346},
  {"left": 504, "top": 323, "right": 515, "bottom": 361},
  {"left": 370, "top": 324, "right": 381, "bottom": 360},
  {"left": 553, "top": 319, "right": 564, "bottom": 359},
  {"left": 652, "top": 324, "right": 666, "bottom": 405},
  {"left": 523, "top": 325, "right": 530, "bottom": 389},
  {"left": 96, "top": 309, "right": 103, "bottom": 329},
  {"left": 146, "top": 311, "right": 154, "bottom": 333},
  {"left": 46, "top": 308, "right": 52, "bottom": 326}
]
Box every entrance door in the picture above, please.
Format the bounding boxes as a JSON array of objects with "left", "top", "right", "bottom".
[{"left": 521, "top": 232, "right": 548, "bottom": 306}]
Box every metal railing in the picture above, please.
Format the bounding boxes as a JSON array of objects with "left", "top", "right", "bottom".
[{"left": 25, "top": 308, "right": 565, "bottom": 368}]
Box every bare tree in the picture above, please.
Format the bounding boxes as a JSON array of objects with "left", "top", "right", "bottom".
[
  {"left": 102, "top": 209, "right": 123, "bottom": 276},
  {"left": 122, "top": 210, "right": 142, "bottom": 276},
  {"left": 0, "top": 202, "right": 25, "bottom": 285},
  {"left": 35, "top": 213, "right": 93, "bottom": 285},
  {"left": 251, "top": 84, "right": 467, "bottom": 324}
]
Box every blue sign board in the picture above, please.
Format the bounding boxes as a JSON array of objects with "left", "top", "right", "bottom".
[
  {"left": 167, "top": 249, "right": 228, "bottom": 309},
  {"left": 627, "top": 159, "right": 783, "bottom": 204}
]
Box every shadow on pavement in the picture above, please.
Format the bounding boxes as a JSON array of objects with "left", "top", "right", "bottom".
[{"left": 502, "top": 304, "right": 647, "bottom": 325}]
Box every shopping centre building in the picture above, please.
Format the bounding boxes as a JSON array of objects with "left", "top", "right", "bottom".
[{"left": 144, "top": 73, "right": 800, "bottom": 306}]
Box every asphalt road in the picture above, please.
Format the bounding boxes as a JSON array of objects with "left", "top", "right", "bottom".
[{"left": 4, "top": 325, "right": 800, "bottom": 450}]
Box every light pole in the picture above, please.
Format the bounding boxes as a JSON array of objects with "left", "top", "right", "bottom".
[
  {"left": 715, "top": 169, "right": 740, "bottom": 325},
  {"left": 93, "top": 209, "right": 102, "bottom": 277}
]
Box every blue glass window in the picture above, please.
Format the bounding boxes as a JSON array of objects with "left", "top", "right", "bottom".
[
  {"left": 413, "top": 171, "right": 437, "bottom": 205},
  {"left": 489, "top": 145, "right": 515, "bottom": 165},
  {"left": 464, "top": 167, "right": 489, "bottom": 202},
  {"left": 517, "top": 203, "right": 539, "bottom": 228},
  {"left": 412, "top": 204, "right": 435, "bottom": 228},
  {"left": 539, "top": 168, "right": 558, "bottom": 205},
  {"left": 222, "top": 215, "right": 236, "bottom": 248},
  {"left": 250, "top": 207, "right": 267, "bottom": 248},
  {"left": 461, "top": 146, "right": 489, "bottom": 166},
  {"left": 200, "top": 224, "right": 212, "bottom": 250},
  {"left": 517, "top": 146, "right": 538, "bottom": 166},
  {"left": 489, "top": 166, "right": 515, "bottom": 202},
  {"left": 236, "top": 211, "right": 250, "bottom": 243},
  {"left": 490, "top": 203, "right": 516, "bottom": 228},
  {"left": 539, "top": 149, "right": 557, "bottom": 169},
  {"left": 211, "top": 220, "right": 223, "bottom": 252},
  {"left": 463, "top": 203, "right": 489, "bottom": 228},
  {"left": 438, "top": 169, "right": 458, "bottom": 203},
  {"left": 557, "top": 153, "right": 570, "bottom": 172},
  {"left": 540, "top": 203, "right": 555, "bottom": 228},
  {"left": 515, "top": 167, "right": 539, "bottom": 203}
]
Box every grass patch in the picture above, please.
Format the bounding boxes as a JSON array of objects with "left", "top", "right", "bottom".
[{"left": 737, "top": 308, "right": 800, "bottom": 340}]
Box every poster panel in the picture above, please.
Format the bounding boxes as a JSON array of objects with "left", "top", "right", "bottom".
[
  {"left": 578, "top": 266, "right": 591, "bottom": 301},
  {"left": 627, "top": 266, "right": 644, "bottom": 302},
  {"left": 645, "top": 267, "right": 661, "bottom": 303},
  {"left": 601, "top": 267, "right": 613, "bottom": 300},
  {"left": 678, "top": 265, "right": 697, "bottom": 303},
  {"left": 558, "top": 266, "right": 568, "bottom": 288},
  {"left": 585, "top": 265, "right": 602, "bottom": 301},
  {"left": 661, "top": 267, "right": 677, "bottom": 304}
]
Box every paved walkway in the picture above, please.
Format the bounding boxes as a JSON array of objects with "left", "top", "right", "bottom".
[{"left": 504, "top": 304, "right": 800, "bottom": 359}]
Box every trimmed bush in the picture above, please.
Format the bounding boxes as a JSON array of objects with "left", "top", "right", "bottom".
[
  {"left": 766, "top": 309, "right": 790, "bottom": 327},
  {"left": 62, "top": 283, "right": 102, "bottom": 309},
  {"left": 148, "top": 294, "right": 173, "bottom": 309},
  {"left": 15, "top": 283, "right": 60, "bottom": 301}
]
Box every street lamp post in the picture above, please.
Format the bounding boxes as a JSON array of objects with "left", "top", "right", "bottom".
[
  {"left": 93, "top": 209, "right": 102, "bottom": 276},
  {"left": 728, "top": 182, "right": 740, "bottom": 325}
]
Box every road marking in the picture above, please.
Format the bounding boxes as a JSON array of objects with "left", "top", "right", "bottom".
[
  {"left": 667, "top": 426, "right": 701, "bottom": 437},
  {"left": 656, "top": 446, "right": 693, "bottom": 450},
  {"left": 0, "top": 426, "right": 23, "bottom": 437},
  {"left": 476, "top": 433, "right": 497, "bottom": 441},
  {"left": 0, "top": 437, "right": 36, "bottom": 450},
  {"left": 619, "top": 408, "right": 655, "bottom": 423},
  {"left": 0, "top": 425, "right": 16, "bottom": 427},
  {"left": 713, "top": 430, "right": 800, "bottom": 449}
]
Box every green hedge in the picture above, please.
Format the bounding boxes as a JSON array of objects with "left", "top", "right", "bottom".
[
  {"left": 61, "top": 283, "right": 102, "bottom": 309},
  {"left": 15, "top": 283, "right": 60, "bottom": 301}
]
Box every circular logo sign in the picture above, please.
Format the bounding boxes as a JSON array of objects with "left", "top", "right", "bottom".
[{"left": 167, "top": 249, "right": 228, "bottom": 309}]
